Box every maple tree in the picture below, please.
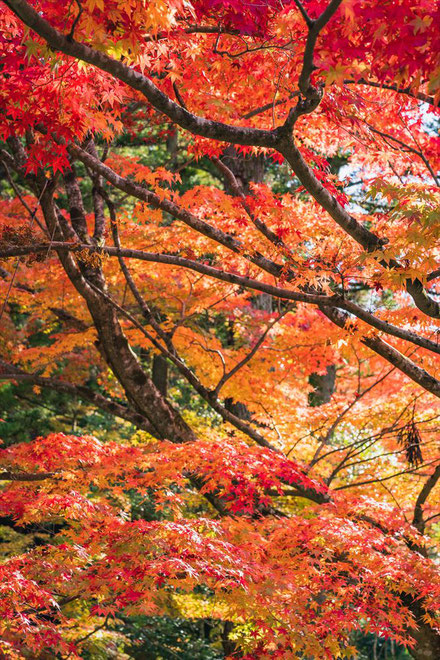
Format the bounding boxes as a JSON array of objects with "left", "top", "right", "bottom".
[{"left": 0, "top": 0, "right": 440, "bottom": 657}]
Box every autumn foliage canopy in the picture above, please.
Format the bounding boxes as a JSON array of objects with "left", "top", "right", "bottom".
[{"left": 0, "top": 0, "right": 440, "bottom": 657}]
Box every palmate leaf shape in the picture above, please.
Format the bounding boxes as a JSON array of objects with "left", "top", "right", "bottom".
[
  {"left": 1, "top": 433, "right": 439, "bottom": 658},
  {"left": 0, "top": 0, "right": 440, "bottom": 657}
]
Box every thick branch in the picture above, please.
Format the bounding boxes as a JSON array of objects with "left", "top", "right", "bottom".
[
  {"left": 2, "top": 243, "right": 440, "bottom": 359},
  {"left": 339, "top": 297, "right": 440, "bottom": 356},
  {"left": 413, "top": 463, "right": 440, "bottom": 534},
  {"left": 0, "top": 471, "right": 56, "bottom": 481},
  {"left": 84, "top": 278, "right": 281, "bottom": 452},
  {"left": 63, "top": 162, "right": 91, "bottom": 243},
  {"left": 36, "top": 185, "right": 198, "bottom": 444},
  {"left": 0, "top": 241, "right": 342, "bottom": 306},
  {"left": 279, "top": 136, "right": 440, "bottom": 319},
  {"left": 67, "top": 144, "right": 440, "bottom": 321},
  {"left": 320, "top": 307, "right": 440, "bottom": 398},
  {"left": 298, "top": 0, "right": 343, "bottom": 100},
  {"left": 69, "top": 143, "right": 284, "bottom": 280}
]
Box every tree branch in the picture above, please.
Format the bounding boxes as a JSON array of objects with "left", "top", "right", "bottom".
[
  {"left": 0, "top": 471, "right": 56, "bottom": 481},
  {"left": 68, "top": 143, "right": 284, "bottom": 280},
  {"left": 335, "top": 458, "right": 440, "bottom": 491},
  {"left": 320, "top": 307, "right": 440, "bottom": 398},
  {"left": 2, "top": 241, "right": 440, "bottom": 360},
  {"left": 214, "top": 308, "right": 290, "bottom": 394},
  {"left": 279, "top": 136, "right": 440, "bottom": 319},
  {"left": 344, "top": 78, "right": 437, "bottom": 107},
  {"left": 84, "top": 279, "right": 281, "bottom": 452},
  {"left": 413, "top": 463, "right": 440, "bottom": 533}
]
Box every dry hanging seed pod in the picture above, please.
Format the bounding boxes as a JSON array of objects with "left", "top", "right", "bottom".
[{"left": 397, "top": 418, "right": 423, "bottom": 467}]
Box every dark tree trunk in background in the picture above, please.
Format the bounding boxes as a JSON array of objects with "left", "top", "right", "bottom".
[
  {"left": 221, "top": 621, "right": 241, "bottom": 657},
  {"left": 222, "top": 146, "right": 265, "bottom": 194},
  {"left": 152, "top": 354, "right": 168, "bottom": 397},
  {"left": 402, "top": 595, "right": 440, "bottom": 660},
  {"left": 308, "top": 365, "right": 336, "bottom": 406}
]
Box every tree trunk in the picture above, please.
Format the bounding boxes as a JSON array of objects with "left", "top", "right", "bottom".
[
  {"left": 403, "top": 595, "right": 440, "bottom": 660},
  {"left": 308, "top": 365, "right": 336, "bottom": 406},
  {"left": 222, "top": 146, "right": 265, "bottom": 195},
  {"left": 39, "top": 184, "right": 196, "bottom": 445},
  {"left": 152, "top": 354, "right": 168, "bottom": 397}
]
